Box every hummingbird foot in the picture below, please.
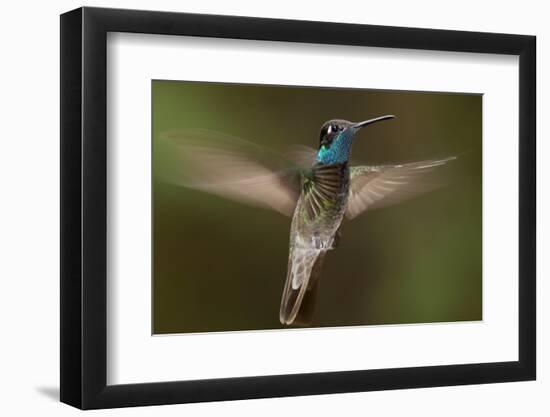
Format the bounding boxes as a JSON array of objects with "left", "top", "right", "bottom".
[
  {"left": 312, "top": 234, "right": 331, "bottom": 250},
  {"left": 311, "top": 232, "right": 339, "bottom": 250}
]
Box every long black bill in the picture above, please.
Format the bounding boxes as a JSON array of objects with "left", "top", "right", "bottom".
[{"left": 352, "top": 114, "right": 395, "bottom": 129}]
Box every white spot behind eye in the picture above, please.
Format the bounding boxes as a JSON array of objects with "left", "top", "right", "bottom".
[{"left": 327, "top": 125, "right": 332, "bottom": 135}]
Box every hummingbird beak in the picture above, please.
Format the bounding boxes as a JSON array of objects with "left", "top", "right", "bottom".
[{"left": 352, "top": 115, "right": 395, "bottom": 130}]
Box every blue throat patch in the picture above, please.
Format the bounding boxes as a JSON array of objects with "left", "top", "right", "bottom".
[{"left": 316, "top": 129, "right": 355, "bottom": 165}]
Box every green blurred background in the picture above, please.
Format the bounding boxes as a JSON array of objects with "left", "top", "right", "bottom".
[{"left": 152, "top": 80, "right": 482, "bottom": 334}]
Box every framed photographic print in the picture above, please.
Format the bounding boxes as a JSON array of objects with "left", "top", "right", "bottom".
[{"left": 60, "top": 6, "right": 536, "bottom": 409}]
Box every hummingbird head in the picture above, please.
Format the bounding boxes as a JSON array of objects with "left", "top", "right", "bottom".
[{"left": 316, "top": 115, "right": 395, "bottom": 165}]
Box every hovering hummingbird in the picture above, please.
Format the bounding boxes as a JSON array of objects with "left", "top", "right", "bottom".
[{"left": 159, "top": 116, "right": 455, "bottom": 326}]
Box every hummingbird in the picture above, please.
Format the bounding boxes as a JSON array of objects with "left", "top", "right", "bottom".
[{"left": 158, "top": 115, "right": 455, "bottom": 326}]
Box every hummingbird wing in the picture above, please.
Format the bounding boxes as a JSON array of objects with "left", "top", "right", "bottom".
[
  {"left": 286, "top": 145, "right": 359, "bottom": 168},
  {"left": 157, "top": 129, "right": 307, "bottom": 216},
  {"left": 286, "top": 144, "right": 318, "bottom": 167},
  {"left": 279, "top": 243, "right": 327, "bottom": 326},
  {"left": 346, "top": 157, "right": 456, "bottom": 220}
]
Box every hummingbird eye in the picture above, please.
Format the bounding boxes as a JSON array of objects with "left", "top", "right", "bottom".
[
  {"left": 326, "top": 124, "right": 340, "bottom": 136},
  {"left": 320, "top": 123, "right": 341, "bottom": 146}
]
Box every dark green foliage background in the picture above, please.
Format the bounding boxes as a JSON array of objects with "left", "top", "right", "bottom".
[{"left": 152, "top": 80, "right": 482, "bottom": 334}]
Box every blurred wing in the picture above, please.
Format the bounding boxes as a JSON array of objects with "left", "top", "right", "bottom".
[
  {"left": 287, "top": 144, "right": 358, "bottom": 167},
  {"left": 279, "top": 244, "right": 326, "bottom": 326},
  {"left": 346, "top": 157, "right": 456, "bottom": 220},
  {"left": 287, "top": 144, "right": 318, "bottom": 167},
  {"left": 158, "top": 129, "right": 306, "bottom": 216}
]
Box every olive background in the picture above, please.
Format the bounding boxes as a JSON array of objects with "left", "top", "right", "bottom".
[{"left": 152, "top": 80, "right": 482, "bottom": 334}]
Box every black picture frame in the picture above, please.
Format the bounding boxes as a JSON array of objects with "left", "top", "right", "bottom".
[{"left": 60, "top": 6, "right": 536, "bottom": 410}]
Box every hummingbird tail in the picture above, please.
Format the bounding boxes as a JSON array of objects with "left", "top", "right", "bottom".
[{"left": 279, "top": 249, "right": 326, "bottom": 326}]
